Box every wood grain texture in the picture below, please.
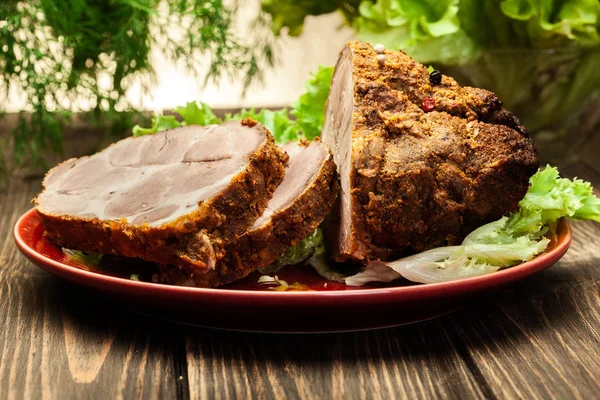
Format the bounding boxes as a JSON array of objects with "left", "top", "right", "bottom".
[
  {"left": 0, "top": 178, "right": 184, "bottom": 399},
  {"left": 0, "top": 123, "right": 599, "bottom": 399},
  {"left": 447, "top": 162, "right": 600, "bottom": 400},
  {"left": 183, "top": 321, "right": 485, "bottom": 400}
]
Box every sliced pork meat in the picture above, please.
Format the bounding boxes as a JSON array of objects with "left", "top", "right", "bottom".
[
  {"left": 322, "top": 41, "right": 538, "bottom": 263},
  {"left": 36, "top": 119, "right": 288, "bottom": 271},
  {"left": 159, "top": 139, "right": 338, "bottom": 287}
]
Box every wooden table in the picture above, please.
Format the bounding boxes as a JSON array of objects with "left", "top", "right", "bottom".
[{"left": 1, "top": 132, "right": 599, "bottom": 399}]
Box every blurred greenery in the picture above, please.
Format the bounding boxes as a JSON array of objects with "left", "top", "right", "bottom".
[
  {"left": 261, "top": 0, "right": 600, "bottom": 152},
  {"left": 2, "top": 0, "right": 598, "bottom": 177},
  {"left": 262, "top": 0, "right": 600, "bottom": 64},
  {"left": 261, "top": 0, "right": 363, "bottom": 36},
  {"left": 0, "top": 0, "right": 276, "bottom": 175},
  {"left": 132, "top": 65, "right": 335, "bottom": 143}
]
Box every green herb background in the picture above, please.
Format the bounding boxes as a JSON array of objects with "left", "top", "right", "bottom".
[
  {"left": 263, "top": 0, "right": 600, "bottom": 63},
  {"left": 2, "top": 0, "right": 600, "bottom": 176},
  {"left": 262, "top": 0, "right": 600, "bottom": 139},
  {"left": 0, "top": 0, "right": 275, "bottom": 176}
]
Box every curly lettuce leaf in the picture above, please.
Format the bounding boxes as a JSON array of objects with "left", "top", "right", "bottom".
[
  {"left": 342, "top": 165, "right": 600, "bottom": 285},
  {"left": 132, "top": 63, "right": 333, "bottom": 143},
  {"left": 225, "top": 108, "right": 299, "bottom": 143},
  {"left": 460, "top": 0, "right": 600, "bottom": 49},
  {"left": 131, "top": 102, "right": 220, "bottom": 137},
  {"left": 260, "top": 228, "right": 326, "bottom": 274},
  {"left": 291, "top": 66, "right": 334, "bottom": 140},
  {"left": 506, "top": 165, "right": 600, "bottom": 235},
  {"left": 345, "top": 256, "right": 501, "bottom": 286},
  {"left": 174, "top": 101, "right": 222, "bottom": 126},
  {"left": 353, "top": 0, "right": 600, "bottom": 67},
  {"left": 132, "top": 114, "right": 182, "bottom": 137},
  {"left": 261, "top": 0, "right": 600, "bottom": 67},
  {"left": 132, "top": 101, "right": 298, "bottom": 143},
  {"left": 345, "top": 235, "right": 550, "bottom": 285},
  {"left": 537, "top": 0, "right": 600, "bottom": 46}
]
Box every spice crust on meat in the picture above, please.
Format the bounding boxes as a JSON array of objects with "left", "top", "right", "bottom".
[
  {"left": 159, "top": 139, "right": 339, "bottom": 287},
  {"left": 37, "top": 119, "right": 289, "bottom": 272},
  {"left": 323, "top": 41, "right": 539, "bottom": 263}
]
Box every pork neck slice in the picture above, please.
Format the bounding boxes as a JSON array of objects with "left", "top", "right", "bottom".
[
  {"left": 36, "top": 119, "right": 288, "bottom": 271},
  {"left": 159, "top": 139, "right": 339, "bottom": 287}
]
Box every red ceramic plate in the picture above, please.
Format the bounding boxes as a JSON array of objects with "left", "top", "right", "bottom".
[{"left": 14, "top": 209, "right": 572, "bottom": 333}]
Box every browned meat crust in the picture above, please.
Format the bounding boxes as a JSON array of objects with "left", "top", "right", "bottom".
[
  {"left": 158, "top": 140, "right": 339, "bottom": 287},
  {"left": 37, "top": 119, "right": 289, "bottom": 271},
  {"left": 323, "top": 41, "right": 539, "bottom": 263}
]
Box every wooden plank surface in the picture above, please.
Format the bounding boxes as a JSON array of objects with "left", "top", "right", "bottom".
[
  {"left": 183, "top": 321, "right": 484, "bottom": 400},
  {"left": 0, "top": 134, "right": 599, "bottom": 399},
  {"left": 0, "top": 175, "right": 488, "bottom": 399},
  {"left": 447, "top": 162, "right": 600, "bottom": 399},
  {"left": 0, "top": 178, "right": 183, "bottom": 399}
]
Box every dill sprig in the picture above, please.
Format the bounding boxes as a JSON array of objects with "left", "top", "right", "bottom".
[{"left": 0, "top": 0, "right": 275, "bottom": 175}]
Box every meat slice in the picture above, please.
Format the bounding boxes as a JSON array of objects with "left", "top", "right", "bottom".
[
  {"left": 158, "top": 139, "right": 338, "bottom": 287},
  {"left": 36, "top": 119, "right": 288, "bottom": 271},
  {"left": 322, "top": 41, "right": 539, "bottom": 263}
]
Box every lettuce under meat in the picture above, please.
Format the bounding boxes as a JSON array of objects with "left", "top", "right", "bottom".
[{"left": 259, "top": 228, "right": 326, "bottom": 274}]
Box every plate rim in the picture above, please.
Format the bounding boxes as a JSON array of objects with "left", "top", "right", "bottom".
[{"left": 14, "top": 208, "right": 572, "bottom": 301}]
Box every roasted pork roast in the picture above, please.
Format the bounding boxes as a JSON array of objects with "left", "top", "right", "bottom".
[
  {"left": 35, "top": 40, "right": 541, "bottom": 287},
  {"left": 322, "top": 41, "right": 539, "bottom": 264}
]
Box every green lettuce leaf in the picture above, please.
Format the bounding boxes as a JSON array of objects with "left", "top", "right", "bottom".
[
  {"left": 131, "top": 102, "right": 222, "bottom": 137},
  {"left": 259, "top": 228, "right": 326, "bottom": 274},
  {"left": 506, "top": 165, "right": 600, "bottom": 235},
  {"left": 132, "top": 114, "right": 182, "bottom": 137},
  {"left": 131, "top": 63, "right": 333, "bottom": 143},
  {"left": 460, "top": 0, "right": 600, "bottom": 49},
  {"left": 174, "top": 101, "right": 221, "bottom": 126},
  {"left": 537, "top": 0, "right": 600, "bottom": 47},
  {"left": 260, "top": 0, "right": 600, "bottom": 66},
  {"left": 500, "top": 0, "right": 537, "bottom": 21},
  {"left": 225, "top": 108, "right": 299, "bottom": 143},
  {"left": 352, "top": 0, "right": 600, "bottom": 67},
  {"left": 132, "top": 101, "right": 299, "bottom": 143},
  {"left": 63, "top": 249, "right": 104, "bottom": 266},
  {"left": 291, "top": 66, "right": 334, "bottom": 140},
  {"left": 399, "top": 30, "right": 481, "bottom": 65}
]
